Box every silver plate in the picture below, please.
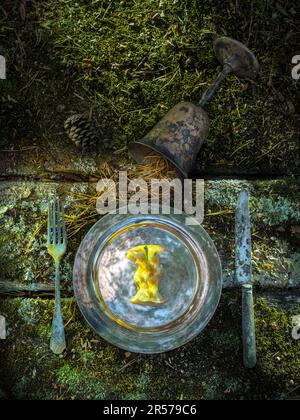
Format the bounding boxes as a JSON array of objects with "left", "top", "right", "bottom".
[{"left": 73, "top": 210, "right": 222, "bottom": 353}]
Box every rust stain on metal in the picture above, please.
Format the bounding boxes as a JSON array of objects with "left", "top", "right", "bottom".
[
  {"left": 129, "top": 38, "right": 259, "bottom": 178},
  {"left": 128, "top": 102, "right": 209, "bottom": 178}
]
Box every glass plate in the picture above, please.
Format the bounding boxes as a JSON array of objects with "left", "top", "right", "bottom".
[{"left": 73, "top": 210, "right": 222, "bottom": 353}]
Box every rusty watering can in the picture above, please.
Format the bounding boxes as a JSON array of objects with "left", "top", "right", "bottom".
[{"left": 129, "top": 37, "right": 259, "bottom": 178}]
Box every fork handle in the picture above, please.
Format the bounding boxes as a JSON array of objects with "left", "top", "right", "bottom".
[{"left": 50, "top": 263, "right": 66, "bottom": 355}]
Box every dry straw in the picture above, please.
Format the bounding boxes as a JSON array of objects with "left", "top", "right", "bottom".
[
  {"left": 66, "top": 154, "right": 179, "bottom": 238},
  {"left": 26, "top": 154, "right": 179, "bottom": 252}
]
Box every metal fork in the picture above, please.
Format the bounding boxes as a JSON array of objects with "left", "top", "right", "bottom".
[{"left": 47, "top": 199, "right": 67, "bottom": 355}]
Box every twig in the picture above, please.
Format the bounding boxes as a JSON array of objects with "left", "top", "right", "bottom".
[
  {"left": 0, "top": 146, "right": 38, "bottom": 152},
  {"left": 207, "top": 210, "right": 234, "bottom": 217},
  {"left": 118, "top": 357, "right": 140, "bottom": 372},
  {"left": 0, "top": 280, "right": 71, "bottom": 298}
]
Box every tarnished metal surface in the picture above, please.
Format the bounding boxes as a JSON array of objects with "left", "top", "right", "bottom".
[
  {"left": 235, "top": 190, "right": 252, "bottom": 284},
  {"left": 128, "top": 102, "right": 209, "bottom": 178},
  {"left": 235, "top": 190, "right": 257, "bottom": 368},
  {"left": 214, "top": 37, "right": 259, "bottom": 80},
  {"left": 47, "top": 199, "right": 67, "bottom": 355},
  {"left": 73, "top": 209, "right": 222, "bottom": 353},
  {"left": 200, "top": 37, "right": 259, "bottom": 107},
  {"left": 199, "top": 69, "right": 229, "bottom": 108},
  {"left": 0, "top": 315, "right": 6, "bottom": 340},
  {"left": 129, "top": 37, "right": 259, "bottom": 177},
  {"left": 242, "top": 284, "right": 257, "bottom": 368}
]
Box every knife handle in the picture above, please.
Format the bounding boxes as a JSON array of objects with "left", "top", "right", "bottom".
[{"left": 242, "top": 284, "right": 257, "bottom": 368}]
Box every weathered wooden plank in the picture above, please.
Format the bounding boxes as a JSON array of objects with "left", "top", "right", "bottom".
[
  {"left": 0, "top": 147, "right": 293, "bottom": 180},
  {"left": 191, "top": 164, "right": 286, "bottom": 179},
  {"left": 0, "top": 281, "right": 71, "bottom": 297},
  {"left": 1, "top": 279, "right": 300, "bottom": 307},
  {"left": 259, "top": 290, "right": 300, "bottom": 309},
  {"left": 0, "top": 179, "right": 299, "bottom": 290}
]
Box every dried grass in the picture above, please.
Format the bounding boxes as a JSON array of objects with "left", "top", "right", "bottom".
[
  {"left": 26, "top": 154, "right": 179, "bottom": 251},
  {"left": 66, "top": 154, "right": 179, "bottom": 237}
]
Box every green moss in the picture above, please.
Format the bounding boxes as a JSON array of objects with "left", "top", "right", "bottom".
[
  {"left": 202, "top": 179, "right": 300, "bottom": 287},
  {"left": 1, "top": 291, "right": 299, "bottom": 400},
  {"left": 291, "top": 253, "right": 300, "bottom": 278},
  {"left": 18, "top": 299, "right": 41, "bottom": 325},
  {"left": 255, "top": 297, "right": 300, "bottom": 397},
  {"left": 56, "top": 364, "right": 108, "bottom": 399},
  {"left": 205, "top": 179, "right": 300, "bottom": 227},
  {"left": 0, "top": 179, "right": 298, "bottom": 298},
  {"left": 0, "top": 182, "right": 79, "bottom": 286},
  {"left": 38, "top": 323, "right": 52, "bottom": 341},
  {"left": 255, "top": 196, "right": 300, "bottom": 226},
  {"left": 1, "top": 0, "right": 297, "bottom": 174},
  {"left": 37, "top": 0, "right": 214, "bottom": 150},
  {"left": 37, "top": 0, "right": 298, "bottom": 173}
]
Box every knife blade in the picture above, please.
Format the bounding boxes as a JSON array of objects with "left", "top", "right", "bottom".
[
  {"left": 235, "top": 190, "right": 252, "bottom": 284},
  {"left": 235, "top": 189, "right": 257, "bottom": 368}
]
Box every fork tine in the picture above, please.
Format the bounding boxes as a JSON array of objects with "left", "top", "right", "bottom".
[
  {"left": 47, "top": 201, "right": 52, "bottom": 244},
  {"left": 57, "top": 199, "right": 61, "bottom": 244},
  {"left": 52, "top": 200, "right": 57, "bottom": 244},
  {"left": 61, "top": 204, "right": 67, "bottom": 244}
]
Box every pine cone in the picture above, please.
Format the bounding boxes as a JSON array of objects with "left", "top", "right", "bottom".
[{"left": 64, "top": 114, "right": 98, "bottom": 153}]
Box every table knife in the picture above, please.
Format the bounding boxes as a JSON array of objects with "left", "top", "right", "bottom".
[{"left": 235, "top": 189, "right": 257, "bottom": 368}]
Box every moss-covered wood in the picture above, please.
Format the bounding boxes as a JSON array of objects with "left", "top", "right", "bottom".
[
  {"left": 0, "top": 179, "right": 299, "bottom": 290},
  {"left": 0, "top": 291, "right": 299, "bottom": 400}
]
